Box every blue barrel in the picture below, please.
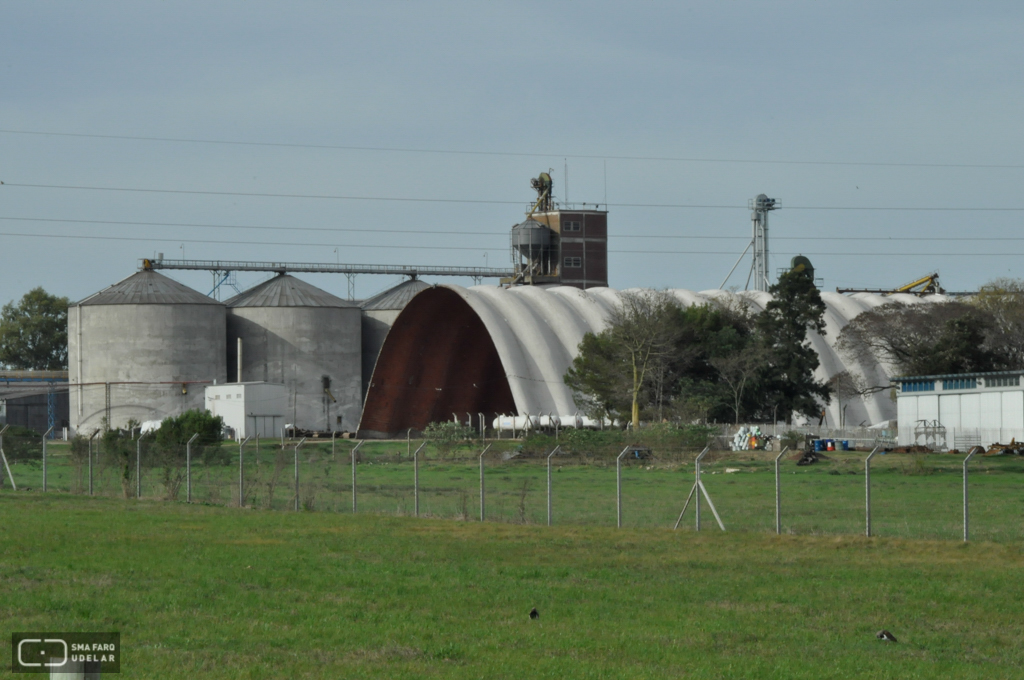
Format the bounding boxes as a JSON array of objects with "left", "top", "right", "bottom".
[
  {"left": 841, "top": 440, "right": 850, "bottom": 451},
  {"left": 813, "top": 439, "right": 824, "bottom": 452}
]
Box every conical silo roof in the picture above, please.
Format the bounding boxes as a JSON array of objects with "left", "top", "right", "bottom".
[
  {"left": 75, "top": 270, "right": 220, "bottom": 306},
  {"left": 360, "top": 279, "right": 431, "bottom": 311},
  {"left": 226, "top": 274, "right": 356, "bottom": 308}
]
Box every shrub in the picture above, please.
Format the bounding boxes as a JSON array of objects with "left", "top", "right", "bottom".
[
  {"left": 423, "top": 421, "right": 476, "bottom": 457},
  {"left": 154, "top": 409, "right": 228, "bottom": 466},
  {"left": 154, "top": 409, "right": 223, "bottom": 447}
]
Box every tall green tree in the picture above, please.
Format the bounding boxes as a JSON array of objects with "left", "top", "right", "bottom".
[
  {"left": 564, "top": 330, "right": 632, "bottom": 420},
  {"left": 0, "top": 287, "right": 70, "bottom": 370},
  {"left": 565, "top": 290, "right": 682, "bottom": 428},
  {"left": 757, "top": 270, "right": 831, "bottom": 423}
]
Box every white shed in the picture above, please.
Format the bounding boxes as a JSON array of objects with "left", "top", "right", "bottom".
[
  {"left": 896, "top": 371, "right": 1024, "bottom": 450},
  {"left": 205, "top": 382, "right": 287, "bottom": 439}
]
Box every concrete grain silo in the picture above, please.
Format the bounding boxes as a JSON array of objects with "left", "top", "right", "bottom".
[
  {"left": 68, "top": 270, "right": 227, "bottom": 434},
  {"left": 226, "top": 274, "right": 361, "bottom": 432},
  {"left": 359, "top": 279, "right": 430, "bottom": 399}
]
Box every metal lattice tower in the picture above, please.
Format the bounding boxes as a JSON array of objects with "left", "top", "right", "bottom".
[{"left": 749, "top": 194, "right": 778, "bottom": 292}]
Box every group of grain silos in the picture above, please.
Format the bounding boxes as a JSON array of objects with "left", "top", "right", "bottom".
[{"left": 69, "top": 269, "right": 419, "bottom": 435}]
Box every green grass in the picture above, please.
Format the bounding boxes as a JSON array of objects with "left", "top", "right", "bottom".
[{"left": 2, "top": 493, "right": 1024, "bottom": 678}]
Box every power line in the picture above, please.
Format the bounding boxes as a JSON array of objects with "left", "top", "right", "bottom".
[
  {"left": 0, "top": 216, "right": 503, "bottom": 238},
  {"left": 2, "top": 230, "right": 1024, "bottom": 256},
  {"left": 3, "top": 182, "right": 1024, "bottom": 211},
  {"left": 2, "top": 128, "right": 1021, "bottom": 169},
  {"left": 6, "top": 214, "right": 1024, "bottom": 241},
  {"left": 0, "top": 182, "right": 526, "bottom": 206},
  {"left": 0, "top": 231, "right": 503, "bottom": 251}
]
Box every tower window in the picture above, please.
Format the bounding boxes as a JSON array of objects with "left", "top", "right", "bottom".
[
  {"left": 564, "top": 257, "right": 582, "bottom": 268},
  {"left": 562, "top": 221, "right": 581, "bottom": 232}
]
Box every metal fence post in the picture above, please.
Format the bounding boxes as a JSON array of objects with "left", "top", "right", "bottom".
[
  {"left": 865, "top": 446, "right": 879, "bottom": 537},
  {"left": 42, "top": 426, "right": 54, "bottom": 492},
  {"left": 413, "top": 442, "right": 425, "bottom": 517},
  {"left": 674, "top": 447, "right": 709, "bottom": 530},
  {"left": 294, "top": 437, "right": 307, "bottom": 511},
  {"left": 351, "top": 440, "right": 364, "bottom": 513},
  {"left": 616, "top": 446, "right": 631, "bottom": 528},
  {"left": 774, "top": 446, "right": 789, "bottom": 534},
  {"left": 0, "top": 425, "right": 15, "bottom": 491},
  {"left": 963, "top": 446, "right": 979, "bottom": 542},
  {"left": 136, "top": 434, "right": 144, "bottom": 499},
  {"left": 238, "top": 436, "right": 251, "bottom": 508},
  {"left": 478, "top": 443, "right": 492, "bottom": 521},
  {"left": 186, "top": 433, "right": 199, "bottom": 503},
  {"left": 546, "top": 446, "right": 561, "bottom": 526},
  {"left": 695, "top": 447, "right": 703, "bottom": 530},
  {"left": 88, "top": 431, "right": 98, "bottom": 496}
]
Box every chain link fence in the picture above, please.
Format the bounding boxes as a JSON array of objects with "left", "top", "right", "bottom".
[{"left": 2, "top": 428, "right": 1022, "bottom": 543}]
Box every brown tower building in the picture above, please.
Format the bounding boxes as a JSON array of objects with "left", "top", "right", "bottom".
[{"left": 503, "top": 173, "right": 609, "bottom": 289}]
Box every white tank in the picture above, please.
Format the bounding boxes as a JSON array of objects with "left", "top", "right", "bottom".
[
  {"left": 68, "top": 270, "right": 227, "bottom": 433},
  {"left": 226, "top": 274, "right": 361, "bottom": 432}
]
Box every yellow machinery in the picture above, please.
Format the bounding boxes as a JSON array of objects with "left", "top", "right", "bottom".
[{"left": 837, "top": 273, "right": 945, "bottom": 297}]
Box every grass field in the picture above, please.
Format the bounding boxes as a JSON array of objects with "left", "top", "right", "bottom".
[{"left": 2, "top": 493, "right": 1024, "bottom": 678}]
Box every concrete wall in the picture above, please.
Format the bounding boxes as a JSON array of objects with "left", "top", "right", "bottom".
[
  {"left": 69, "top": 303, "right": 227, "bottom": 434},
  {"left": 227, "top": 306, "right": 361, "bottom": 432}
]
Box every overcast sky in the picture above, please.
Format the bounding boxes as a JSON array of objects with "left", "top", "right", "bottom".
[{"left": 2, "top": 2, "right": 1023, "bottom": 303}]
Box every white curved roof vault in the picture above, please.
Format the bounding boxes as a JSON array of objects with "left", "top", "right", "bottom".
[{"left": 365, "top": 284, "right": 941, "bottom": 429}]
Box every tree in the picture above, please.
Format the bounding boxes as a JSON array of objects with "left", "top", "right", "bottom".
[
  {"left": 710, "top": 343, "right": 766, "bottom": 425},
  {"left": 0, "top": 287, "right": 70, "bottom": 370},
  {"left": 564, "top": 330, "right": 632, "bottom": 421},
  {"left": 830, "top": 370, "right": 869, "bottom": 428},
  {"left": 837, "top": 301, "right": 1010, "bottom": 377},
  {"left": 566, "top": 298, "right": 762, "bottom": 426},
  {"left": 757, "top": 270, "right": 831, "bottom": 423},
  {"left": 970, "top": 278, "right": 1024, "bottom": 369},
  {"left": 602, "top": 290, "right": 682, "bottom": 429}
]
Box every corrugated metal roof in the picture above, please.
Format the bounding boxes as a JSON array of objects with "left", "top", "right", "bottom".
[
  {"left": 226, "top": 274, "right": 356, "bottom": 308},
  {"left": 75, "top": 270, "right": 221, "bottom": 306},
  {"left": 360, "top": 279, "right": 431, "bottom": 311},
  {"left": 363, "top": 286, "right": 919, "bottom": 429}
]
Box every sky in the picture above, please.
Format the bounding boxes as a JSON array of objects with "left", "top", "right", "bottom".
[{"left": 1, "top": 2, "right": 1023, "bottom": 304}]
